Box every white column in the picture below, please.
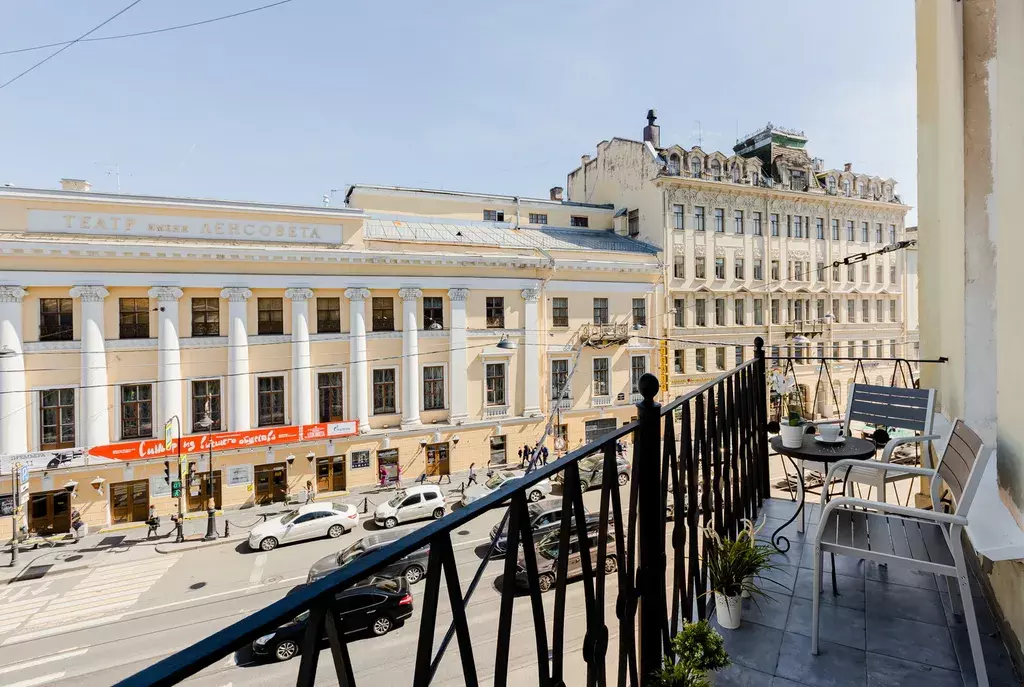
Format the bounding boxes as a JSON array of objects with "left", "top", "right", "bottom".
[
  {"left": 447, "top": 289, "right": 470, "bottom": 424},
  {"left": 221, "top": 287, "right": 252, "bottom": 431},
  {"left": 0, "top": 286, "right": 28, "bottom": 455},
  {"left": 70, "top": 286, "right": 110, "bottom": 448},
  {"left": 149, "top": 287, "right": 184, "bottom": 436},
  {"left": 286, "top": 288, "right": 314, "bottom": 427},
  {"left": 522, "top": 288, "right": 541, "bottom": 416},
  {"left": 345, "top": 289, "right": 371, "bottom": 434},
  {"left": 399, "top": 288, "right": 422, "bottom": 429}
]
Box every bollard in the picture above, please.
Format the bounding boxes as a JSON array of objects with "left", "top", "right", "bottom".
[{"left": 224, "top": 520, "right": 230, "bottom": 537}]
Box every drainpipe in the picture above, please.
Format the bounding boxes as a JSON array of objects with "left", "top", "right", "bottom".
[{"left": 514, "top": 196, "right": 521, "bottom": 229}]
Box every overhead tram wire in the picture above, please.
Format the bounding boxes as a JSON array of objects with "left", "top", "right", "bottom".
[{"left": 0, "top": 0, "right": 146, "bottom": 91}]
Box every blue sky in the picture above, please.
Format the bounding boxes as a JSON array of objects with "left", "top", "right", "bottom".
[{"left": 0, "top": 0, "right": 917, "bottom": 222}]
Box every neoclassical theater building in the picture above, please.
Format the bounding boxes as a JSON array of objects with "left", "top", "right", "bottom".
[{"left": 0, "top": 180, "right": 660, "bottom": 535}]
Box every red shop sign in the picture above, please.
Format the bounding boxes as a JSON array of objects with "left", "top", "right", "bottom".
[{"left": 87, "top": 421, "right": 359, "bottom": 462}]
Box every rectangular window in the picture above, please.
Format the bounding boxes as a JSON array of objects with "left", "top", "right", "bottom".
[
  {"left": 593, "top": 297, "right": 609, "bottom": 325},
  {"left": 370, "top": 297, "right": 394, "bottom": 332},
  {"left": 848, "top": 341, "right": 856, "bottom": 358},
  {"left": 630, "top": 356, "right": 646, "bottom": 393},
  {"left": 631, "top": 298, "right": 646, "bottom": 327},
  {"left": 190, "top": 298, "right": 220, "bottom": 337},
  {"left": 861, "top": 221, "right": 869, "bottom": 243},
  {"left": 889, "top": 224, "right": 897, "bottom": 243},
  {"left": 372, "top": 368, "right": 397, "bottom": 414},
  {"left": 551, "top": 359, "right": 569, "bottom": 400},
  {"left": 862, "top": 264, "right": 870, "bottom": 283},
  {"left": 735, "top": 258, "right": 745, "bottom": 280},
  {"left": 119, "top": 298, "right": 150, "bottom": 339},
  {"left": 695, "top": 257, "right": 706, "bottom": 279},
  {"left": 316, "top": 297, "right": 341, "bottom": 334},
  {"left": 793, "top": 262, "right": 804, "bottom": 281},
  {"left": 734, "top": 209, "right": 744, "bottom": 234},
  {"left": 735, "top": 299, "right": 745, "bottom": 325},
  {"left": 847, "top": 300, "right": 855, "bottom": 322},
  {"left": 39, "top": 388, "right": 75, "bottom": 449},
  {"left": 486, "top": 363, "right": 507, "bottom": 406},
  {"left": 627, "top": 209, "right": 639, "bottom": 237},
  {"left": 423, "top": 366, "right": 445, "bottom": 410},
  {"left": 592, "top": 358, "right": 609, "bottom": 396},
  {"left": 890, "top": 340, "right": 897, "bottom": 358},
  {"left": 694, "top": 206, "right": 705, "bottom": 232},
  {"left": 754, "top": 298, "right": 764, "bottom": 325},
  {"left": 832, "top": 299, "right": 840, "bottom": 320},
  {"left": 120, "top": 384, "right": 153, "bottom": 439},
  {"left": 695, "top": 348, "right": 706, "bottom": 372},
  {"left": 772, "top": 299, "right": 780, "bottom": 324},
  {"left": 876, "top": 264, "right": 883, "bottom": 284},
  {"left": 771, "top": 260, "right": 780, "bottom": 281},
  {"left": 753, "top": 212, "right": 762, "bottom": 235},
  {"left": 794, "top": 299, "right": 804, "bottom": 323},
  {"left": 570, "top": 215, "right": 589, "bottom": 228},
  {"left": 846, "top": 220, "right": 855, "bottom": 241},
  {"left": 816, "top": 262, "right": 825, "bottom": 282},
  {"left": 890, "top": 265, "right": 897, "bottom": 285},
  {"left": 832, "top": 264, "right": 840, "bottom": 281},
  {"left": 770, "top": 213, "right": 780, "bottom": 236},
  {"left": 257, "top": 376, "right": 285, "bottom": 426},
  {"left": 714, "top": 257, "right": 725, "bottom": 280},
  {"left": 191, "top": 379, "right": 222, "bottom": 432},
  {"left": 673, "top": 204, "right": 684, "bottom": 230},
  {"left": 39, "top": 298, "right": 74, "bottom": 341},
  {"left": 486, "top": 297, "right": 505, "bottom": 328},
  {"left": 715, "top": 347, "right": 726, "bottom": 370},
  {"left": 528, "top": 213, "right": 547, "bottom": 225},
  {"left": 816, "top": 218, "right": 825, "bottom": 240},
  {"left": 890, "top": 300, "right": 897, "bottom": 321},
  {"left": 862, "top": 300, "right": 870, "bottom": 322},
  {"left": 258, "top": 297, "right": 284, "bottom": 335},
  {"left": 695, "top": 298, "right": 706, "bottom": 327},
  {"left": 792, "top": 215, "right": 802, "bottom": 238},
  {"left": 422, "top": 296, "right": 444, "bottom": 329},
  {"left": 673, "top": 254, "right": 685, "bottom": 279},
  {"left": 710, "top": 207, "right": 721, "bottom": 233},
  {"left": 875, "top": 223, "right": 883, "bottom": 243},
  {"left": 877, "top": 300, "right": 885, "bottom": 322},
  {"left": 552, "top": 297, "right": 569, "bottom": 327},
  {"left": 673, "top": 350, "right": 684, "bottom": 374},
  {"left": 317, "top": 372, "right": 344, "bottom": 422},
  {"left": 847, "top": 264, "right": 855, "bottom": 282},
  {"left": 831, "top": 219, "right": 840, "bottom": 240},
  {"left": 483, "top": 209, "right": 504, "bottom": 222},
  {"left": 817, "top": 299, "right": 825, "bottom": 319},
  {"left": 735, "top": 346, "right": 744, "bottom": 366},
  {"left": 753, "top": 258, "right": 763, "bottom": 281},
  {"left": 715, "top": 298, "right": 725, "bottom": 326},
  {"left": 673, "top": 299, "right": 685, "bottom": 327},
  {"left": 876, "top": 340, "right": 885, "bottom": 358}
]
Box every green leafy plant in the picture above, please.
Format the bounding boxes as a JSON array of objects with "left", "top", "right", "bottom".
[
  {"left": 770, "top": 370, "right": 803, "bottom": 426},
  {"left": 655, "top": 620, "right": 730, "bottom": 686},
  {"left": 702, "top": 519, "right": 777, "bottom": 598}
]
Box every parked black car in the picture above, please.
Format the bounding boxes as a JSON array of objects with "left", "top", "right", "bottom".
[
  {"left": 252, "top": 578, "right": 413, "bottom": 661},
  {"left": 489, "top": 500, "right": 606, "bottom": 556},
  {"left": 308, "top": 533, "right": 431, "bottom": 585},
  {"left": 552, "top": 455, "right": 631, "bottom": 492}
]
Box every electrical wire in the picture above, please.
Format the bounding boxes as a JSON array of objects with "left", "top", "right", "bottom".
[
  {"left": 0, "top": 0, "right": 298, "bottom": 56},
  {"left": 0, "top": 0, "right": 146, "bottom": 91}
]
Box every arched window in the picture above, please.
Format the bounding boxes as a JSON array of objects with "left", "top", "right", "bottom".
[
  {"left": 827, "top": 176, "right": 837, "bottom": 193},
  {"left": 710, "top": 160, "right": 722, "bottom": 180},
  {"left": 883, "top": 184, "right": 892, "bottom": 200},
  {"left": 857, "top": 181, "right": 866, "bottom": 198},
  {"left": 690, "top": 157, "right": 701, "bottom": 178},
  {"left": 731, "top": 164, "right": 740, "bottom": 182},
  {"left": 870, "top": 183, "right": 879, "bottom": 199},
  {"left": 668, "top": 153, "right": 680, "bottom": 175},
  {"left": 843, "top": 179, "right": 852, "bottom": 196}
]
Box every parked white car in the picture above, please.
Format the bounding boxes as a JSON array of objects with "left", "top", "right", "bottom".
[
  {"left": 461, "top": 470, "right": 552, "bottom": 507},
  {"left": 249, "top": 502, "right": 359, "bottom": 552},
  {"left": 373, "top": 485, "right": 446, "bottom": 529}
]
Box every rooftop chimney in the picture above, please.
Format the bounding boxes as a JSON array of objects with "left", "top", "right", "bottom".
[
  {"left": 549, "top": 186, "right": 564, "bottom": 201},
  {"left": 60, "top": 178, "right": 91, "bottom": 192},
  {"left": 643, "top": 109, "right": 661, "bottom": 149},
  {"left": 843, "top": 162, "right": 852, "bottom": 172},
  {"left": 581, "top": 154, "right": 591, "bottom": 167}
]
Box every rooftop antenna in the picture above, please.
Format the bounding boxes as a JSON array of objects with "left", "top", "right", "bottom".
[
  {"left": 693, "top": 120, "right": 703, "bottom": 148},
  {"left": 323, "top": 189, "right": 339, "bottom": 207},
  {"left": 95, "top": 162, "right": 128, "bottom": 192}
]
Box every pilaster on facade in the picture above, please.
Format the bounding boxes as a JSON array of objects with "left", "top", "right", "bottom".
[
  {"left": 70, "top": 285, "right": 110, "bottom": 448},
  {"left": 447, "top": 288, "right": 470, "bottom": 424},
  {"left": 0, "top": 286, "right": 28, "bottom": 455},
  {"left": 286, "top": 288, "right": 314, "bottom": 427},
  {"left": 399, "top": 288, "right": 423, "bottom": 429},
  {"left": 345, "top": 288, "right": 371, "bottom": 433},
  {"left": 220, "top": 287, "right": 253, "bottom": 431},
  {"left": 521, "top": 288, "right": 541, "bottom": 417}
]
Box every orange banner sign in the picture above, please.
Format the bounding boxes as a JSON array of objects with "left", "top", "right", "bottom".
[{"left": 87, "top": 421, "right": 359, "bottom": 462}]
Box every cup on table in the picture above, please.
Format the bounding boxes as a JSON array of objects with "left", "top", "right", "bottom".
[{"left": 818, "top": 425, "right": 842, "bottom": 442}]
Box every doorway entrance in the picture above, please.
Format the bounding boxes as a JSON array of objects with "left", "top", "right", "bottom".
[
  {"left": 316, "top": 455, "right": 346, "bottom": 493},
  {"left": 110, "top": 479, "right": 150, "bottom": 524},
  {"left": 28, "top": 490, "right": 72, "bottom": 535},
  {"left": 584, "top": 418, "right": 618, "bottom": 445},
  {"left": 254, "top": 463, "right": 288, "bottom": 505},
  {"left": 187, "top": 470, "right": 222, "bottom": 512},
  {"left": 425, "top": 443, "right": 450, "bottom": 478}
]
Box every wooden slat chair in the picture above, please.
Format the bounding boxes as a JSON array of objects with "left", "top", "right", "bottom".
[{"left": 811, "top": 419, "right": 992, "bottom": 685}]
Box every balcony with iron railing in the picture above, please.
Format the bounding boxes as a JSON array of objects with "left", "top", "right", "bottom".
[{"left": 117, "top": 340, "right": 1019, "bottom": 687}]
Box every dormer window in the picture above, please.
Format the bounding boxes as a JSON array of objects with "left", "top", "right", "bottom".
[
  {"left": 484, "top": 209, "right": 504, "bottom": 222},
  {"left": 668, "top": 154, "right": 680, "bottom": 175},
  {"left": 827, "top": 176, "right": 837, "bottom": 194},
  {"left": 710, "top": 160, "right": 722, "bottom": 181},
  {"left": 843, "top": 179, "right": 852, "bottom": 196},
  {"left": 751, "top": 171, "right": 760, "bottom": 186},
  {"left": 690, "top": 158, "right": 701, "bottom": 178},
  {"left": 857, "top": 181, "right": 866, "bottom": 198},
  {"left": 731, "top": 164, "right": 740, "bottom": 182}
]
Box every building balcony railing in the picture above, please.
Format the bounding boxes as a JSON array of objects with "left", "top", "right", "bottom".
[
  {"left": 553, "top": 397, "right": 573, "bottom": 411},
  {"left": 591, "top": 394, "right": 612, "bottom": 407},
  {"left": 630, "top": 391, "right": 643, "bottom": 404},
  {"left": 578, "top": 322, "right": 631, "bottom": 346},
  {"left": 484, "top": 405, "right": 508, "bottom": 419}
]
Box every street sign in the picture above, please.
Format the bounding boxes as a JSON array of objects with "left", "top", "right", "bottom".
[
  {"left": 164, "top": 421, "right": 174, "bottom": 451},
  {"left": 18, "top": 465, "right": 29, "bottom": 492},
  {"left": 171, "top": 481, "right": 182, "bottom": 498}
]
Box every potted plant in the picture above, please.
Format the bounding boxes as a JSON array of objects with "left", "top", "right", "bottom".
[
  {"left": 770, "top": 371, "right": 804, "bottom": 448},
  {"left": 703, "top": 521, "right": 776, "bottom": 629},
  {"left": 656, "top": 619, "right": 730, "bottom": 686}
]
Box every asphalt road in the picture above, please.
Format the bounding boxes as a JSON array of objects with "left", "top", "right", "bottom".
[{"left": 0, "top": 484, "right": 636, "bottom": 687}]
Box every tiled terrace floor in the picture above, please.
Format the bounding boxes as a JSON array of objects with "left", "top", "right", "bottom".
[{"left": 710, "top": 497, "right": 1021, "bottom": 687}]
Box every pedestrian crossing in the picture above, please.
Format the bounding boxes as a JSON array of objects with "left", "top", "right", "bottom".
[{"left": 0, "top": 555, "right": 180, "bottom": 641}]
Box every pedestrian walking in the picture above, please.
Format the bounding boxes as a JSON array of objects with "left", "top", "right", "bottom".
[
  {"left": 616, "top": 440, "right": 625, "bottom": 459},
  {"left": 467, "top": 462, "right": 478, "bottom": 486},
  {"left": 523, "top": 444, "right": 532, "bottom": 466},
  {"left": 146, "top": 505, "right": 161, "bottom": 539},
  {"left": 379, "top": 465, "right": 387, "bottom": 489},
  {"left": 305, "top": 479, "right": 315, "bottom": 503},
  {"left": 541, "top": 445, "right": 549, "bottom": 465}
]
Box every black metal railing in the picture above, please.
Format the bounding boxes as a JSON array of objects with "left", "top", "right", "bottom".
[{"left": 117, "top": 341, "right": 773, "bottom": 687}]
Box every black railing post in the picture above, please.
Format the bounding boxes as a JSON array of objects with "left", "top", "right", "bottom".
[
  {"left": 753, "top": 337, "right": 770, "bottom": 503},
  {"left": 635, "top": 373, "right": 665, "bottom": 683}
]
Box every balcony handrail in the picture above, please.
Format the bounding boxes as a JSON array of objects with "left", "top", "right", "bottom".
[{"left": 119, "top": 350, "right": 766, "bottom": 687}]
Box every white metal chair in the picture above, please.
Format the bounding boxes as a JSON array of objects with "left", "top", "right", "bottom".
[{"left": 812, "top": 418, "right": 992, "bottom": 686}]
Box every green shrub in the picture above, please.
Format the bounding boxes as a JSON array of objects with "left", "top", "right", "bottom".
[{"left": 654, "top": 620, "right": 729, "bottom": 686}]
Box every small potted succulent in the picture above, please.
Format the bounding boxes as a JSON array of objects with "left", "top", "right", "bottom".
[
  {"left": 770, "top": 371, "right": 805, "bottom": 448},
  {"left": 703, "top": 521, "right": 776, "bottom": 629},
  {"left": 655, "top": 619, "right": 730, "bottom": 686}
]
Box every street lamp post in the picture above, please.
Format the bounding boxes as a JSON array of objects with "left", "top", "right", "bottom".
[
  {"left": 168, "top": 414, "right": 185, "bottom": 543},
  {"left": 199, "top": 392, "right": 218, "bottom": 541}
]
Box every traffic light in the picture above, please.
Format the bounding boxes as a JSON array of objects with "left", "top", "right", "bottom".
[{"left": 163, "top": 461, "right": 171, "bottom": 485}]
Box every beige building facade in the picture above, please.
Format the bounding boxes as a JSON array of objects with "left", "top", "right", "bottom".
[{"left": 0, "top": 181, "right": 659, "bottom": 536}]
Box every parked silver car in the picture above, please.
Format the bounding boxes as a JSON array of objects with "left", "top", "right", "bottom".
[
  {"left": 461, "top": 470, "right": 552, "bottom": 506},
  {"left": 248, "top": 502, "right": 359, "bottom": 552},
  {"left": 373, "top": 485, "right": 445, "bottom": 529}
]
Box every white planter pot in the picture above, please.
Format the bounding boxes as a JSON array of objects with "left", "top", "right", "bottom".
[
  {"left": 780, "top": 423, "right": 805, "bottom": 449},
  {"left": 741, "top": 574, "right": 754, "bottom": 599},
  {"left": 715, "top": 592, "right": 743, "bottom": 630}
]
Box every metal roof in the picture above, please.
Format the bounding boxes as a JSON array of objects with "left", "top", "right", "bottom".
[{"left": 364, "top": 218, "right": 657, "bottom": 254}]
